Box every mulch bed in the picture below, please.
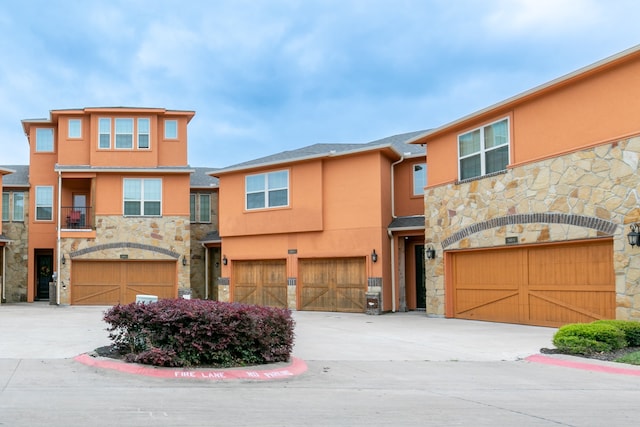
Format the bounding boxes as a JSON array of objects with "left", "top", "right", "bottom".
[{"left": 540, "top": 346, "right": 640, "bottom": 362}]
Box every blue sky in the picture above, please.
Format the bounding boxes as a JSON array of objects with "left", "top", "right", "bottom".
[{"left": 1, "top": 0, "right": 639, "bottom": 168}]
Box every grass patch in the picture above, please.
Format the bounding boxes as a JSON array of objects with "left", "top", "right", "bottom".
[{"left": 615, "top": 351, "right": 640, "bottom": 365}]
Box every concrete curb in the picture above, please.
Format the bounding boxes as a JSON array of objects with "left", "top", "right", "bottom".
[
  {"left": 526, "top": 354, "right": 640, "bottom": 376},
  {"left": 74, "top": 353, "right": 308, "bottom": 381}
]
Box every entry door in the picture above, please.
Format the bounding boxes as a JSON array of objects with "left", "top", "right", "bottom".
[
  {"left": 73, "top": 193, "right": 87, "bottom": 227},
  {"left": 415, "top": 245, "right": 426, "bottom": 309},
  {"left": 35, "top": 251, "right": 53, "bottom": 300}
]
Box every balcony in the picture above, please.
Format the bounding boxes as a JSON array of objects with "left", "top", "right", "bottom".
[{"left": 62, "top": 206, "right": 93, "bottom": 230}]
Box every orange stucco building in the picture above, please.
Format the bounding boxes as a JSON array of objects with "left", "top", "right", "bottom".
[
  {"left": 411, "top": 44, "right": 640, "bottom": 326},
  {"left": 19, "top": 107, "right": 195, "bottom": 304},
  {"left": 210, "top": 133, "right": 427, "bottom": 313}
]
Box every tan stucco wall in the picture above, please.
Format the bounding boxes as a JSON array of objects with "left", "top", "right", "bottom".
[{"left": 424, "top": 136, "right": 640, "bottom": 320}]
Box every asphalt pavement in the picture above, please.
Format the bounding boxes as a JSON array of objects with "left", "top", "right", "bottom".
[{"left": 1, "top": 303, "right": 640, "bottom": 426}]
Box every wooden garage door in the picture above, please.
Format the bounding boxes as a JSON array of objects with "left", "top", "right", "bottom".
[
  {"left": 71, "top": 261, "right": 177, "bottom": 305},
  {"left": 232, "top": 260, "right": 287, "bottom": 308},
  {"left": 299, "top": 258, "right": 366, "bottom": 313},
  {"left": 451, "top": 239, "right": 614, "bottom": 327}
]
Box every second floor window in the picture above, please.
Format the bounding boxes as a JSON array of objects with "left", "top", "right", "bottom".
[
  {"left": 35, "top": 128, "right": 54, "bottom": 152},
  {"left": 2, "top": 192, "right": 8, "bottom": 221},
  {"left": 246, "top": 170, "right": 289, "bottom": 210},
  {"left": 2, "top": 191, "right": 24, "bottom": 222},
  {"left": 68, "top": 119, "right": 82, "bottom": 138},
  {"left": 99, "top": 118, "right": 111, "bottom": 148},
  {"left": 164, "top": 120, "right": 178, "bottom": 139},
  {"left": 413, "top": 163, "right": 427, "bottom": 196},
  {"left": 190, "top": 193, "right": 211, "bottom": 223},
  {"left": 123, "top": 178, "right": 161, "bottom": 216},
  {"left": 115, "top": 118, "right": 133, "bottom": 149},
  {"left": 458, "top": 118, "right": 509, "bottom": 181},
  {"left": 35, "top": 186, "right": 53, "bottom": 221},
  {"left": 138, "top": 118, "right": 150, "bottom": 149}
]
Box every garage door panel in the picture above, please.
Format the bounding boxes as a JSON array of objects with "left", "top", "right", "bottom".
[
  {"left": 232, "top": 260, "right": 287, "bottom": 308},
  {"left": 299, "top": 258, "right": 366, "bottom": 313},
  {"left": 452, "top": 240, "right": 614, "bottom": 327},
  {"left": 72, "top": 261, "right": 176, "bottom": 305},
  {"left": 72, "top": 285, "right": 121, "bottom": 305}
]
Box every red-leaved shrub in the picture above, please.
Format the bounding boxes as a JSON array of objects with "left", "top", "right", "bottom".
[{"left": 103, "top": 299, "right": 295, "bottom": 367}]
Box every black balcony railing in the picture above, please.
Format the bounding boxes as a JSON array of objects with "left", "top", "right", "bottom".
[{"left": 62, "top": 206, "right": 93, "bottom": 229}]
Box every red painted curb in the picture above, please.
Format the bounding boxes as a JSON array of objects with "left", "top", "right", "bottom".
[
  {"left": 74, "top": 353, "right": 308, "bottom": 381},
  {"left": 526, "top": 354, "right": 640, "bottom": 376}
]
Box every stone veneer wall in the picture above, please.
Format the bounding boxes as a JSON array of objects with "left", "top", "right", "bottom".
[
  {"left": 424, "top": 136, "right": 640, "bottom": 320},
  {"left": 2, "top": 214, "right": 29, "bottom": 302},
  {"left": 59, "top": 215, "right": 190, "bottom": 304},
  {"left": 189, "top": 191, "right": 219, "bottom": 299}
]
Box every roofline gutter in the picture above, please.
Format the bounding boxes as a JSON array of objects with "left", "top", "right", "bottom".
[
  {"left": 212, "top": 143, "right": 405, "bottom": 176},
  {"left": 54, "top": 166, "right": 195, "bottom": 174}
]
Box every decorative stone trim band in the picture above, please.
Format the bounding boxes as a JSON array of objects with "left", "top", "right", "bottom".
[
  {"left": 70, "top": 242, "right": 180, "bottom": 259},
  {"left": 441, "top": 213, "right": 618, "bottom": 249}
]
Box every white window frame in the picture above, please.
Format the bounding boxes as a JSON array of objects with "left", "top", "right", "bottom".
[
  {"left": 68, "top": 119, "right": 82, "bottom": 138},
  {"left": 123, "top": 178, "right": 162, "bottom": 217},
  {"left": 2, "top": 192, "right": 8, "bottom": 221},
  {"left": 457, "top": 117, "right": 510, "bottom": 181},
  {"left": 190, "top": 193, "right": 211, "bottom": 223},
  {"left": 12, "top": 192, "right": 24, "bottom": 222},
  {"left": 99, "top": 118, "right": 111, "bottom": 149},
  {"left": 412, "top": 163, "right": 427, "bottom": 196},
  {"left": 164, "top": 119, "right": 178, "bottom": 139},
  {"left": 35, "top": 186, "right": 54, "bottom": 221},
  {"left": 245, "top": 170, "right": 289, "bottom": 210},
  {"left": 137, "top": 118, "right": 150, "bottom": 149},
  {"left": 35, "top": 128, "right": 54, "bottom": 152},
  {"left": 115, "top": 118, "right": 134, "bottom": 149}
]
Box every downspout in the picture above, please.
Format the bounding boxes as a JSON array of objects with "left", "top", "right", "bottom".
[
  {"left": 2, "top": 245, "right": 5, "bottom": 302},
  {"left": 56, "top": 170, "right": 61, "bottom": 305},
  {"left": 388, "top": 154, "right": 405, "bottom": 313},
  {"left": 201, "top": 242, "right": 209, "bottom": 300}
]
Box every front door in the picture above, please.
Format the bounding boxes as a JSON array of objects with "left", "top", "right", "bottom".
[
  {"left": 35, "top": 251, "right": 54, "bottom": 300},
  {"left": 73, "top": 193, "right": 87, "bottom": 228}
]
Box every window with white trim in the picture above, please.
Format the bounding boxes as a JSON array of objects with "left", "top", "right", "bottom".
[
  {"left": 115, "top": 118, "right": 133, "bottom": 149},
  {"left": 190, "top": 193, "right": 211, "bottom": 223},
  {"left": 138, "top": 118, "right": 150, "bottom": 149},
  {"left": 99, "top": 118, "right": 111, "bottom": 149},
  {"left": 245, "top": 170, "right": 289, "bottom": 210},
  {"left": 458, "top": 118, "right": 509, "bottom": 181},
  {"left": 164, "top": 120, "right": 178, "bottom": 139},
  {"left": 68, "top": 119, "right": 82, "bottom": 138},
  {"left": 412, "top": 163, "right": 427, "bottom": 196},
  {"left": 35, "top": 186, "right": 53, "bottom": 221},
  {"left": 123, "top": 178, "right": 161, "bottom": 216},
  {"left": 2, "top": 192, "right": 8, "bottom": 221},
  {"left": 35, "top": 128, "right": 54, "bottom": 152}
]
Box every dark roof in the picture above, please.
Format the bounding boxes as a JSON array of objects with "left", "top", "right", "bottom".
[
  {"left": 200, "top": 230, "right": 221, "bottom": 243},
  {"left": 191, "top": 167, "right": 219, "bottom": 188},
  {"left": 214, "top": 130, "right": 428, "bottom": 174},
  {"left": 388, "top": 215, "right": 425, "bottom": 230},
  {"left": 0, "top": 165, "right": 29, "bottom": 187}
]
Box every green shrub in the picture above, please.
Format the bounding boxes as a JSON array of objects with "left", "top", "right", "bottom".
[
  {"left": 615, "top": 351, "right": 640, "bottom": 365},
  {"left": 552, "top": 323, "right": 627, "bottom": 355},
  {"left": 103, "top": 299, "right": 295, "bottom": 368},
  {"left": 592, "top": 320, "right": 640, "bottom": 347}
]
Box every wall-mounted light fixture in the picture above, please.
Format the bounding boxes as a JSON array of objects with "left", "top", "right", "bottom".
[
  {"left": 182, "top": 255, "right": 187, "bottom": 266},
  {"left": 61, "top": 254, "right": 66, "bottom": 265},
  {"left": 426, "top": 245, "right": 436, "bottom": 260},
  {"left": 222, "top": 255, "right": 228, "bottom": 265},
  {"left": 371, "top": 249, "right": 378, "bottom": 263},
  {"left": 628, "top": 224, "right": 640, "bottom": 247}
]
